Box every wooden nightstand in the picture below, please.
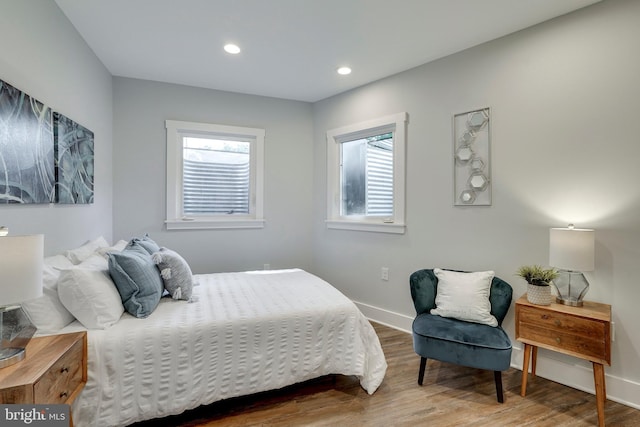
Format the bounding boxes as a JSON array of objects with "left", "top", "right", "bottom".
[
  {"left": 515, "top": 295, "right": 611, "bottom": 427},
  {"left": 0, "top": 331, "right": 87, "bottom": 409}
]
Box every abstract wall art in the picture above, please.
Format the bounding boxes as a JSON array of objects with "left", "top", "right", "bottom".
[
  {"left": 0, "top": 79, "right": 54, "bottom": 204},
  {"left": 53, "top": 112, "right": 94, "bottom": 204},
  {"left": 453, "top": 107, "right": 491, "bottom": 206}
]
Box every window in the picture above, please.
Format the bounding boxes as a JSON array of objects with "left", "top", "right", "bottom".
[
  {"left": 341, "top": 132, "right": 394, "bottom": 217},
  {"left": 165, "top": 120, "right": 264, "bottom": 230},
  {"left": 326, "top": 112, "right": 407, "bottom": 234}
]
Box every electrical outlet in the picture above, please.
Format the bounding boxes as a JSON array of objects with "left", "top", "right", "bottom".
[
  {"left": 381, "top": 267, "right": 389, "bottom": 281},
  {"left": 263, "top": 263, "right": 270, "bottom": 270}
]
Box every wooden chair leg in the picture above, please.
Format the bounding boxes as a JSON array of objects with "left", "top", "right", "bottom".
[
  {"left": 494, "top": 371, "right": 504, "bottom": 403},
  {"left": 418, "top": 357, "right": 427, "bottom": 385}
]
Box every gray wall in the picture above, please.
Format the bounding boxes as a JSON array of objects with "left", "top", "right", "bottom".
[
  {"left": 112, "top": 77, "right": 314, "bottom": 274},
  {"left": 0, "top": 0, "right": 113, "bottom": 254},
  {"left": 312, "top": 0, "right": 640, "bottom": 407}
]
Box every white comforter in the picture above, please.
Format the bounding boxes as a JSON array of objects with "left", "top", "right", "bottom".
[{"left": 65, "top": 269, "right": 387, "bottom": 427}]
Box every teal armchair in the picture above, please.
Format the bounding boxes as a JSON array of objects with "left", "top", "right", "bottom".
[{"left": 410, "top": 269, "right": 513, "bottom": 402}]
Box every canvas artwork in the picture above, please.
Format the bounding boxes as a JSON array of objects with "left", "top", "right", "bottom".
[
  {"left": 54, "top": 112, "right": 94, "bottom": 204},
  {"left": 0, "top": 79, "right": 54, "bottom": 204}
]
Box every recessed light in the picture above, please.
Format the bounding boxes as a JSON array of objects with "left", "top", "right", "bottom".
[
  {"left": 337, "top": 66, "right": 352, "bottom": 75},
  {"left": 224, "top": 44, "right": 241, "bottom": 54}
]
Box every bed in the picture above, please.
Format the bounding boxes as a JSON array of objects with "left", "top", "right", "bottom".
[{"left": 53, "top": 268, "right": 387, "bottom": 427}]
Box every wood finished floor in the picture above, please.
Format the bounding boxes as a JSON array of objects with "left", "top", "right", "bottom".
[{"left": 131, "top": 322, "right": 640, "bottom": 427}]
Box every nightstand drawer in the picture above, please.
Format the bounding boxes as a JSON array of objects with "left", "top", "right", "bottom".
[
  {"left": 0, "top": 332, "right": 87, "bottom": 407},
  {"left": 518, "top": 322, "right": 606, "bottom": 361},
  {"left": 33, "top": 337, "right": 84, "bottom": 403},
  {"left": 518, "top": 305, "right": 607, "bottom": 339}
]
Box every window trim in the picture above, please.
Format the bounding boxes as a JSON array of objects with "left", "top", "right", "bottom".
[
  {"left": 165, "top": 120, "right": 265, "bottom": 230},
  {"left": 326, "top": 112, "right": 407, "bottom": 234}
]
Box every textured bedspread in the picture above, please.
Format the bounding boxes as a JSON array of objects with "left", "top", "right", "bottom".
[{"left": 66, "top": 269, "right": 387, "bottom": 426}]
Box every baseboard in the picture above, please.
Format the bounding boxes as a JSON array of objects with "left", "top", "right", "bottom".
[
  {"left": 355, "top": 300, "right": 640, "bottom": 410},
  {"left": 511, "top": 344, "right": 640, "bottom": 410},
  {"left": 354, "top": 301, "right": 413, "bottom": 333}
]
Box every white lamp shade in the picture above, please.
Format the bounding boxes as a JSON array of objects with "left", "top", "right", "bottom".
[
  {"left": 0, "top": 234, "right": 44, "bottom": 306},
  {"left": 549, "top": 227, "right": 594, "bottom": 272}
]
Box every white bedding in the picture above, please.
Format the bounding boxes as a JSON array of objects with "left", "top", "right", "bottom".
[{"left": 63, "top": 269, "right": 387, "bottom": 427}]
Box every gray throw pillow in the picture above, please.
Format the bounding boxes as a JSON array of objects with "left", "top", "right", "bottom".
[
  {"left": 151, "top": 247, "right": 194, "bottom": 301},
  {"left": 107, "top": 244, "right": 164, "bottom": 318}
]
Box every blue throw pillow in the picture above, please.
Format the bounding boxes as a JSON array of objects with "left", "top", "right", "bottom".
[
  {"left": 130, "top": 234, "right": 161, "bottom": 255},
  {"left": 107, "top": 245, "right": 164, "bottom": 318}
]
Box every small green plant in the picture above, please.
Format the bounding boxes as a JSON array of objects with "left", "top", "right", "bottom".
[{"left": 516, "top": 265, "right": 558, "bottom": 286}]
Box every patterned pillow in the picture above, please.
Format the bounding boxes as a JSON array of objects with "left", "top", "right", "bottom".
[
  {"left": 151, "top": 247, "right": 194, "bottom": 301},
  {"left": 107, "top": 245, "right": 164, "bottom": 318}
]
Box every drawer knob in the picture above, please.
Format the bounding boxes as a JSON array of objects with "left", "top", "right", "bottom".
[
  {"left": 60, "top": 367, "right": 69, "bottom": 373},
  {"left": 541, "top": 314, "right": 550, "bottom": 320},
  {"left": 60, "top": 391, "right": 68, "bottom": 398},
  {"left": 556, "top": 337, "right": 561, "bottom": 344},
  {"left": 555, "top": 320, "right": 561, "bottom": 327}
]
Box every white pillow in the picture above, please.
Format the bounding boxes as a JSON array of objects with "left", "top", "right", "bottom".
[
  {"left": 44, "top": 254, "right": 75, "bottom": 270},
  {"left": 95, "top": 239, "right": 128, "bottom": 259},
  {"left": 76, "top": 254, "right": 109, "bottom": 270},
  {"left": 22, "top": 263, "right": 76, "bottom": 334},
  {"left": 57, "top": 256, "right": 124, "bottom": 329},
  {"left": 64, "top": 236, "right": 109, "bottom": 264},
  {"left": 430, "top": 268, "right": 498, "bottom": 327}
]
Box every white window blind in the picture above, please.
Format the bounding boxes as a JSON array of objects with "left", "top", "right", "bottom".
[
  {"left": 182, "top": 138, "right": 250, "bottom": 215},
  {"left": 182, "top": 158, "right": 250, "bottom": 215},
  {"left": 365, "top": 137, "right": 393, "bottom": 216}
]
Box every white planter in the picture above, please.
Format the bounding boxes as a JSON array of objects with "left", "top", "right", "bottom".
[{"left": 527, "top": 283, "right": 553, "bottom": 305}]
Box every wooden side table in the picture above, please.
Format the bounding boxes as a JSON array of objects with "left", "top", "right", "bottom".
[
  {"left": 0, "top": 331, "right": 87, "bottom": 425},
  {"left": 515, "top": 295, "right": 611, "bottom": 427}
]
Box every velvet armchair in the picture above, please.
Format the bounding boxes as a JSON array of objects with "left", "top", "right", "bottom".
[{"left": 410, "top": 269, "right": 513, "bottom": 402}]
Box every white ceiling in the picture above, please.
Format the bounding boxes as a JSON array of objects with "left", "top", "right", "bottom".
[{"left": 54, "top": 0, "right": 600, "bottom": 102}]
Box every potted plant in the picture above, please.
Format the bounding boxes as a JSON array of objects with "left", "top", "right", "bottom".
[{"left": 516, "top": 265, "right": 558, "bottom": 305}]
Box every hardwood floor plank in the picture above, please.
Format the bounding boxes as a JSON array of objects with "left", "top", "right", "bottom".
[{"left": 130, "top": 322, "right": 640, "bottom": 427}]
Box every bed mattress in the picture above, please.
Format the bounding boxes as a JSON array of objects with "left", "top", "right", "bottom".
[{"left": 64, "top": 269, "right": 387, "bottom": 426}]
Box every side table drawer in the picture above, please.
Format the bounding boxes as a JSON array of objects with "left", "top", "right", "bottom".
[
  {"left": 518, "top": 322, "right": 605, "bottom": 361},
  {"left": 517, "top": 303, "right": 610, "bottom": 364},
  {"left": 518, "top": 306, "right": 606, "bottom": 339},
  {"left": 33, "top": 337, "right": 84, "bottom": 403}
]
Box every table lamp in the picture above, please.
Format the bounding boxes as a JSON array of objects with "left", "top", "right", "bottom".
[
  {"left": 0, "top": 233, "right": 44, "bottom": 368},
  {"left": 549, "top": 224, "right": 594, "bottom": 307}
]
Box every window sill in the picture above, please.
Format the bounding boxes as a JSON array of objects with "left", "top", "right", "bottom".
[
  {"left": 325, "top": 220, "right": 406, "bottom": 234},
  {"left": 166, "top": 218, "right": 265, "bottom": 230}
]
